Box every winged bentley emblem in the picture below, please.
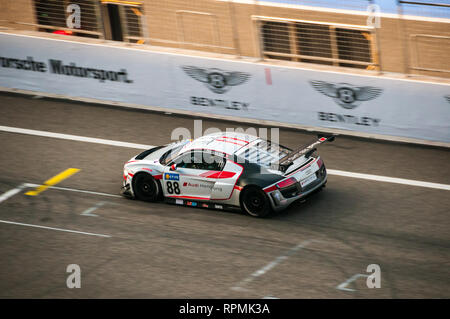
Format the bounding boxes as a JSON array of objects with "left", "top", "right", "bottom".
[
  {"left": 310, "top": 80, "right": 383, "bottom": 109},
  {"left": 182, "top": 66, "right": 250, "bottom": 94}
]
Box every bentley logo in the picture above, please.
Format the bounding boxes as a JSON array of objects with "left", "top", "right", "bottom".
[
  {"left": 310, "top": 80, "right": 383, "bottom": 109},
  {"left": 182, "top": 66, "right": 250, "bottom": 94}
]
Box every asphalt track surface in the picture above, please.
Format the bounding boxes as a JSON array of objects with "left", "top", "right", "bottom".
[{"left": 0, "top": 92, "right": 449, "bottom": 298}]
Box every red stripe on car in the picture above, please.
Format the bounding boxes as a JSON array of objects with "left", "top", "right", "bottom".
[
  {"left": 199, "top": 171, "right": 236, "bottom": 179},
  {"left": 167, "top": 195, "right": 209, "bottom": 200},
  {"left": 220, "top": 136, "right": 249, "bottom": 143},
  {"left": 215, "top": 139, "right": 246, "bottom": 146}
]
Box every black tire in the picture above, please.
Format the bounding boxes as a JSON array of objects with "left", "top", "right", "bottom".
[
  {"left": 132, "top": 173, "right": 161, "bottom": 202},
  {"left": 240, "top": 186, "right": 272, "bottom": 217}
]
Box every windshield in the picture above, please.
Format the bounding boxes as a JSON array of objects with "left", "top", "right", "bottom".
[{"left": 159, "top": 141, "right": 189, "bottom": 165}]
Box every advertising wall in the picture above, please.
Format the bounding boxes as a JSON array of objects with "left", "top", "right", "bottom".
[{"left": 1, "top": 33, "right": 449, "bottom": 143}]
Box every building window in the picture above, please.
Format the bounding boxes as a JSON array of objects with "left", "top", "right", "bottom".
[
  {"left": 35, "top": 0, "right": 66, "bottom": 30},
  {"left": 258, "top": 18, "right": 376, "bottom": 69},
  {"left": 335, "top": 28, "right": 372, "bottom": 68},
  {"left": 296, "top": 23, "right": 333, "bottom": 65},
  {"left": 261, "top": 21, "right": 291, "bottom": 61},
  {"left": 33, "top": 0, "right": 145, "bottom": 42},
  {"left": 123, "top": 5, "right": 145, "bottom": 43},
  {"left": 33, "top": 0, "right": 100, "bottom": 38},
  {"left": 100, "top": 0, "right": 145, "bottom": 43}
]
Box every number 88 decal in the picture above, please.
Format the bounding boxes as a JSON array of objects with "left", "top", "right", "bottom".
[{"left": 166, "top": 181, "right": 180, "bottom": 194}]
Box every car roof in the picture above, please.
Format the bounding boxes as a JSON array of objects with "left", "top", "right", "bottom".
[{"left": 179, "top": 132, "right": 260, "bottom": 156}]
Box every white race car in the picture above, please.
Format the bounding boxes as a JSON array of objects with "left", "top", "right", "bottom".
[{"left": 121, "top": 132, "right": 333, "bottom": 217}]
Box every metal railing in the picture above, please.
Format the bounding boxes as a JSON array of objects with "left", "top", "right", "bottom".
[{"left": 253, "top": 16, "right": 379, "bottom": 70}]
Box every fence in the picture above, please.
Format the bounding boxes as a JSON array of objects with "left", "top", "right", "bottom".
[
  {"left": 0, "top": 0, "right": 449, "bottom": 78},
  {"left": 397, "top": 1, "right": 450, "bottom": 77},
  {"left": 253, "top": 16, "right": 378, "bottom": 70}
]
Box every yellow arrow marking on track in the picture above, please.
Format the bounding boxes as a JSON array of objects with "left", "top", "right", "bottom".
[{"left": 25, "top": 168, "right": 80, "bottom": 196}]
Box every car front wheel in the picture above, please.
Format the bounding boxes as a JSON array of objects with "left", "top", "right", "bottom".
[{"left": 132, "top": 173, "right": 161, "bottom": 202}]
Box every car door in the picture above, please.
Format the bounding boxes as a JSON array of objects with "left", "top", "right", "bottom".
[
  {"left": 163, "top": 151, "right": 221, "bottom": 200},
  {"left": 209, "top": 160, "right": 243, "bottom": 200}
]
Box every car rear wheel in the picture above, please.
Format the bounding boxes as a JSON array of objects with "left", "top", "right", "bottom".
[
  {"left": 240, "top": 186, "right": 272, "bottom": 217},
  {"left": 133, "top": 173, "right": 161, "bottom": 202}
]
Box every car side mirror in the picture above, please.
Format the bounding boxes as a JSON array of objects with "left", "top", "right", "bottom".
[{"left": 170, "top": 164, "right": 177, "bottom": 171}]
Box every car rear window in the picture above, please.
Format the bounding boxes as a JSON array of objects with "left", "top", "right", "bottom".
[{"left": 236, "top": 139, "right": 291, "bottom": 166}]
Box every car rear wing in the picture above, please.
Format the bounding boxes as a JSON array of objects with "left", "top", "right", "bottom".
[{"left": 276, "top": 134, "right": 336, "bottom": 172}]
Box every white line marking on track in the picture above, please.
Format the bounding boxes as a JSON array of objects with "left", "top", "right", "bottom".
[
  {"left": 327, "top": 169, "right": 450, "bottom": 191},
  {"left": 0, "top": 219, "right": 111, "bottom": 238},
  {"left": 232, "top": 239, "right": 316, "bottom": 292},
  {"left": 1, "top": 126, "right": 449, "bottom": 191},
  {"left": 0, "top": 184, "right": 27, "bottom": 203},
  {"left": 81, "top": 201, "right": 107, "bottom": 217},
  {"left": 23, "top": 183, "right": 121, "bottom": 198},
  {"left": 0, "top": 125, "right": 153, "bottom": 150},
  {"left": 336, "top": 274, "right": 369, "bottom": 292}
]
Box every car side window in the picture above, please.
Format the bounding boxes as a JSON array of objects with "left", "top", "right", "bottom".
[
  {"left": 172, "top": 152, "right": 193, "bottom": 168},
  {"left": 196, "top": 152, "right": 226, "bottom": 171},
  {"left": 173, "top": 151, "right": 225, "bottom": 171}
]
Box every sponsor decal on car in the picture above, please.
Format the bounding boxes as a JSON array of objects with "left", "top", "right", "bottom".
[
  {"left": 183, "top": 182, "right": 198, "bottom": 188},
  {"left": 214, "top": 204, "right": 223, "bottom": 209},
  {"left": 164, "top": 173, "right": 180, "bottom": 181},
  {"left": 186, "top": 201, "right": 198, "bottom": 207},
  {"left": 175, "top": 199, "right": 183, "bottom": 205},
  {"left": 182, "top": 182, "right": 222, "bottom": 192}
]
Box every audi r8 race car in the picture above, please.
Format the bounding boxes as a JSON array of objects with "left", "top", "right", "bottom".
[{"left": 121, "top": 132, "right": 334, "bottom": 217}]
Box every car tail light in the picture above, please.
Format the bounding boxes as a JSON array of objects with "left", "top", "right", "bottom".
[
  {"left": 317, "top": 158, "right": 323, "bottom": 167},
  {"left": 276, "top": 177, "right": 297, "bottom": 189}
]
